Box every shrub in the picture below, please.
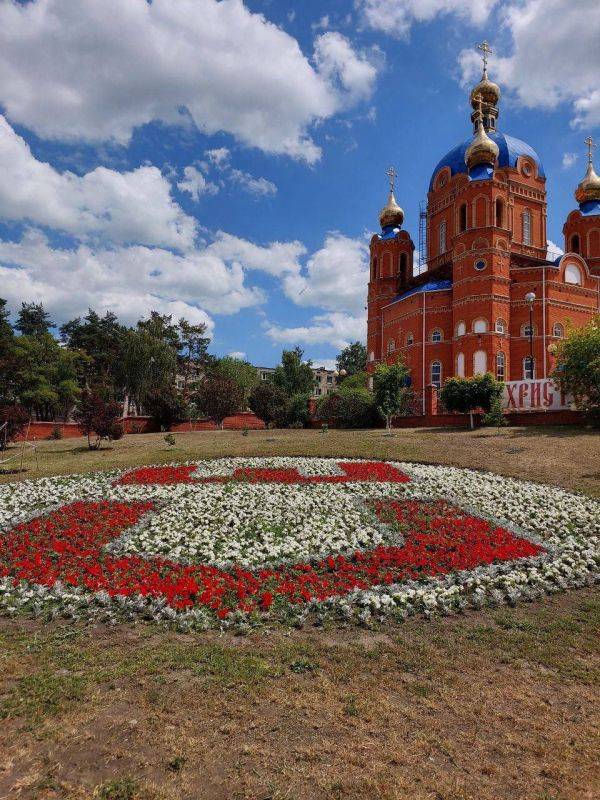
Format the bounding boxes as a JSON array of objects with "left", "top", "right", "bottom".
[
  {"left": 0, "top": 404, "right": 30, "bottom": 450},
  {"left": 482, "top": 396, "right": 507, "bottom": 430},
  {"left": 316, "top": 388, "right": 377, "bottom": 428},
  {"left": 164, "top": 433, "right": 176, "bottom": 447},
  {"left": 248, "top": 382, "right": 287, "bottom": 426},
  {"left": 276, "top": 392, "right": 311, "bottom": 428},
  {"left": 143, "top": 387, "right": 188, "bottom": 431},
  {"left": 50, "top": 425, "right": 63, "bottom": 440},
  {"left": 441, "top": 373, "right": 503, "bottom": 429},
  {"left": 73, "top": 392, "right": 124, "bottom": 450}
]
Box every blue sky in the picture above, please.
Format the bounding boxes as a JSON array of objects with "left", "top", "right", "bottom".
[{"left": 0, "top": 0, "right": 597, "bottom": 368}]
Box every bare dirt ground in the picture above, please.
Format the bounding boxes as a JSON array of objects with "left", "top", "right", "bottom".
[{"left": 0, "top": 427, "right": 598, "bottom": 799}]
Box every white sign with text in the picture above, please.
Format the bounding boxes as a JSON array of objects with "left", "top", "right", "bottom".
[{"left": 503, "top": 379, "right": 574, "bottom": 411}]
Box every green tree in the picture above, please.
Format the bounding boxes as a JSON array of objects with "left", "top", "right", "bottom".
[
  {"left": 0, "top": 405, "right": 30, "bottom": 450},
  {"left": 73, "top": 391, "right": 124, "bottom": 450},
  {"left": 316, "top": 388, "right": 376, "bottom": 428},
  {"left": 14, "top": 302, "right": 53, "bottom": 337},
  {"left": 143, "top": 387, "right": 188, "bottom": 431},
  {"left": 117, "top": 329, "right": 178, "bottom": 411},
  {"left": 373, "top": 357, "right": 412, "bottom": 431},
  {"left": 59, "top": 310, "right": 127, "bottom": 392},
  {"left": 552, "top": 315, "right": 600, "bottom": 424},
  {"left": 273, "top": 347, "right": 314, "bottom": 396},
  {"left": 248, "top": 382, "right": 287, "bottom": 426},
  {"left": 276, "top": 392, "right": 311, "bottom": 428},
  {"left": 213, "top": 356, "right": 259, "bottom": 406},
  {"left": 11, "top": 334, "right": 85, "bottom": 420},
  {"left": 195, "top": 375, "right": 244, "bottom": 429},
  {"left": 338, "top": 371, "right": 368, "bottom": 392},
  {"left": 136, "top": 311, "right": 181, "bottom": 350},
  {"left": 336, "top": 341, "right": 367, "bottom": 378},
  {"left": 440, "top": 373, "right": 503, "bottom": 430},
  {"left": 0, "top": 299, "right": 16, "bottom": 402},
  {"left": 177, "top": 318, "right": 211, "bottom": 394}
]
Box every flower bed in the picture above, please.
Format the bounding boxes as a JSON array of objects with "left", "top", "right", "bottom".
[{"left": 0, "top": 458, "right": 598, "bottom": 630}]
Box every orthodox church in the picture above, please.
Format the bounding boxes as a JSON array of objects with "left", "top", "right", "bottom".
[{"left": 366, "top": 41, "right": 600, "bottom": 395}]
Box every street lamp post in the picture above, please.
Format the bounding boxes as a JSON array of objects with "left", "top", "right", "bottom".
[{"left": 525, "top": 292, "right": 536, "bottom": 379}]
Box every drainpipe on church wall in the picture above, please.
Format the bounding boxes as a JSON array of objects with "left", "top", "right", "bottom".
[{"left": 422, "top": 291, "right": 426, "bottom": 415}]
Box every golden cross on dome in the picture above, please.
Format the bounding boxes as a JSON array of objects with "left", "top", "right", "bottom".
[
  {"left": 584, "top": 136, "right": 596, "bottom": 163},
  {"left": 386, "top": 165, "right": 397, "bottom": 193},
  {"left": 477, "top": 40, "right": 492, "bottom": 73}
]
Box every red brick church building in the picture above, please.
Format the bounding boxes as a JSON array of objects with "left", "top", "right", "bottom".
[{"left": 367, "top": 42, "right": 600, "bottom": 399}]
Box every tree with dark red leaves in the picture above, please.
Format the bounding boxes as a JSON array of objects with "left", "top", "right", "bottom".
[{"left": 73, "top": 391, "right": 123, "bottom": 450}]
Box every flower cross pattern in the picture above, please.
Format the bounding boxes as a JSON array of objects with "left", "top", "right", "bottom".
[{"left": 0, "top": 459, "right": 598, "bottom": 630}]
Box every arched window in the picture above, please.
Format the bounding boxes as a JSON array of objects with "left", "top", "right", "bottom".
[
  {"left": 553, "top": 322, "right": 564, "bottom": 338},
  {"left": 382, "top": 252, "right": 392, "bottom": 277},
  {"left": 369, "top": 351, "right": 375, "bottom": 362},
  {"left": 431, "top": 329, "right": 443, "bottom": 343},
  {"left": 495, "top": 318, "right": 507, "bottom": 334},
  {"left": 571, "top": 234, "right": 580, "bottom": 253},
  {"left": 521, "top": 322, "right": 536, "bottom": 337},
  {"left": 565, "top": 264, "right": 582, "bottom": 285},
  {"left": 459, "top": 203, "right": 467, "bottom": 233},
  {"left": 387, "top": 339, "right": 395, "bottom": 354},
  {"left": 523, "top": 356, "right": 535, "bottom": 380},
  {"left": 399, "top": 253, "right": 408, "bottom": 285},
  {"left": 430, "top": 361, "right": 442, "bottom": 388},
  {"left": 406, "top": 332, "right": 414, "bottom": 346},
  {"left": 522, "top": 209, "right": 532, "bottom": 246},
  {"left": 473, "top": 318, "right": 487, "bottom": 334},
  {"left": 496, "top": 351, "right": 505, "bottom": 381},
  {"left": 456, "top": 352, "right": 465, "bottom": 377},
  {"left": 495, "top": 198, "right": 504, "bottom": 228},
  {"left": 456, "top": 321, "right": 466, "bottom": 337},
  {"left": 439, "top": 221, "right": 447, "bottom": 254},
  {"left": 371, "top": 257, "right": 378, "bottom": 280},
  {"left": 473, "top": 350, "right": 487, "bottom": 375}
]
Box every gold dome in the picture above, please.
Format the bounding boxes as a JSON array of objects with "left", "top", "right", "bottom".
[
  {"left": 379, "top": 190, "right": 404, "bottom": 229},
  {"left": 575, "top": 159, "right": 600, "bottom": 204},
  {"left": 465, "top": 115, "right": 499, "bottom": 171},
  {"left": 470, "top": 73, "right": 500, "bottom": 109}
]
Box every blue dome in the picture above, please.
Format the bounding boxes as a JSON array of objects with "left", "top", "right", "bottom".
[{"left": 429, "top": 132, "right": 545, "bottom": 191}]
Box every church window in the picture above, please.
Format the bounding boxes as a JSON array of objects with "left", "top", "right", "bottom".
[
  {"left": 431, "top": 329, "right": 443, "bottom": 342},
  {"left": 439, "top": 221, "right": 447, "bottom": 254},
  {"left": 459, "top": 203, "right": 467, "bottom": 233},
  {"left": 369, "top": 351, "right": 375, "bottom": 362},
  {"left": 473, "top": 318, "right": 487, "bottom": 334},
  {"left": 474, "top": 259, "right": 486, "bottom": 271},
  {"left": 571, "top": 234, "right": 580, "bottom": 253},
  {"left": 406, "top": 332, "right": 414, "bottom": 346},
  {"left": 371, "top": 257, "right": 378, "bottom": 280},
  {"left": 495, "top": 318, "right": 507, "bottom": 334},
  {"left": 430, "top": 361, "right": 442, "bottom": 388},
  {"left": 473, "top": 350, "right": 487, "bottom": 375},
  {"left": 495, "top": 198, "right": 505, "bottom": 228},
  {"left": 521, "top": 322, "right": 536, "bottom": 337},
  {"left": 456, "top": 352, "right": 465, "bottom": 377},
  {"left": 399, "top": 253, "right": 408, "bottom": 284},
  {"left": 456, "top": 321, "right": 466, "bottom": 337},
  {"left": 564, "top": 264, "right": 582, "bottom": 285},
  {"left": 553, "top": 322, "right": 564, "bottom": 338},
  {"left": 523, "top": 357, "right": 535, "bottom": 380},
  {"left": 522, "top": 209, "right": 532, "bottom": 246},
  {"left": 496, "top": 351, "right": 505, "bottom": 381},
  {"left": 387, "top": 339, "right": 395, "bottom": 354}
]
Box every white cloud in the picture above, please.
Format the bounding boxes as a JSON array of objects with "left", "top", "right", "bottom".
[
  {"left": 0, "top": 115, "right": 196, "bottom": 249},
  {"left": 547, "top": 240, "right": 564, "bottom": 261},
  {"left": 358, "top": 0, "right": 497, "bottom": 38},
  {"left": 0, "top": 229, "right": 273, "bottom": 330},
  {"left": 562, "top": 153, "right": 578, "bottom": 169},
  {"left": 314, "top": 32, "right": 379, "bottom": 104},
  {"left": 459, "top": 0, "right": 600, "bottom": 128},
  {"left": 0, "top": 0, "right": 378, "bottom": 163},
  {"left": 177, "top": 166, "right": 218, "bottom": 201},
  {"left": 227, "top": 351, "right": 247, "bottom": 360},
  {"left": 283, "top": 233, "right": 369, "bottom": 314},
  {"left": 267, "top": 311, "right": 366, "bottom": 350},
  {"left": 205, "top": 148, "right": 231, "bottom": 168},
  {"left": 229, "top": 169, "right": 277, "bottom": 197},
  {"left": 206, "top": 231, "right": 305, "bottom": 278}
]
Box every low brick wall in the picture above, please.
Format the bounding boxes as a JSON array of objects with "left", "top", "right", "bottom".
[{"left": 171, "top": 412, "right": 265, "bottom": 432}]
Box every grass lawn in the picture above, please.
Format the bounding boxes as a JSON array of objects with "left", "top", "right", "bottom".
[{"left": 0, "top": 427, "right": 599, "bottom": 799}]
